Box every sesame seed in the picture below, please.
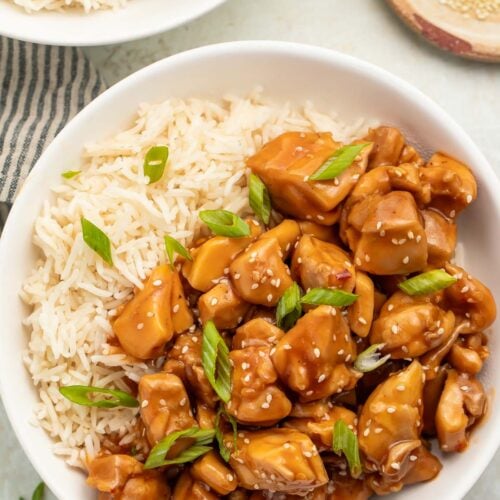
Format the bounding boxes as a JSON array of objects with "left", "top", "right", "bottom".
[
  {"left": 244, "top": 438, "right": 250, "bottom": 444},
  {"left": 318, "top": 374, "right": 326, "bottom": 383},
  {"left": 172, "top": 304, "right": 180, "bottom": 313},
  {"left": 267, "top": 294, "right": 273, "bottom": 303},
  {"left": 391, "top": 238, "right": 399, "bottom": 245},
  {"left": 146, "top": 311, "right": 154, "bottom": 318},
  {"left": 437, "top": 327, "right": 445, "bottom": 335},
  {"left": 274, "top": 278, "right": 281, "bottom": 288},
  {"left": 181, "top": 345, "right": 189, "bottom": 354},
  {"left": 303, "top": 175, "right": 309, "bottom": 181},
  {"left": 306, "top": 390, "right": 314, "bottom": 396},
  {"left": 345, "top": 354, "right": 352, "bottom": 362},
  {"left": 450, "top": 210, "right": 456, "bottom": 218},
  {"left": 363, "top": 428, "right": 370, "bottom": 437},
  {"left": 402, "top": 256, "right": 410, "bottom": 264},
  {"left": 466, "top": 194, "right": 473, "bottom": 203},
  {"left": 401, "top": 346, "right": 409, "bottom": 353},
  {"left": 334, "top": 178, "right": 340, "bottom": 186},
  {"left": 137, "top": 323, "right": 144, "bottom": 330},
  {"left": 396, "top": 384, "right": 405, "bottom": 392},
  {"left": 355, "top": 257, "right": 362, "bottom": 266},
  {"left": 376, "top": 221, "right": 382, "bottom": 230},
  {"left": 226, "top": 474, "right": 234, "bottom": 482},
  {"left": 407, "top": 231, "right": 414, "bottom": 240},
  {"left": 242, "top": 362, "right": 250, "bottom": 370},
  {"left": 461, "top": 285, "right": 470, "bottom": 294},
  {"left": 388, "top": 304, "right": 394, "bottom": 311},
  {"left": 409, "top": 454, "right": 418, "bottom": 462},
  {"left": 391, "top": 324, "right": 399, "bottom": 334},
  {"left": 359, "top": 317, "right": 367, "bottom": 325},
  {"left": 159, "top": 399, "right": 166, "bottom": 406},
  {"left": 391, "top": 462, "right": 400, "bottom": 470},
  {"left": 387, "top": 406, "right": 396, "bottom": 414},
  {"left": 365, "top": 254, "right": 371, "bottom": 262},
  {"left": 317, "top": 215, "right": 325, "bottom": 221},
  {"left": 270, "top": 347, "right": 276, "bottom": 356},
  {"left": 224, "top": 267, "right": 229, "bottom": 274},
  {"left": 141, "top": 400, "right": 149, "bottom": 408},
  {"left": 234, "top": 273, "right": 241, "bottom": 280},
  {"left": 313, "top": 347, "right": 321, "bottom": 358},
  {"left": 283, "top": 443, "right": 291, "bottom": 449},
  {"left": 380, "top": 229, "right": 386, "bottom": 237},
  {"left": 180, "top": 398, "right": 186, "bottom": 407},
  {"left": 261, "top": 402, "right": 270, "bottom": 409},
  {"left": 283, "top": 344, "right": 292, "bottom": 350},
  {"left": 258, "top": 351, "right": 266, "bottom": 358},
  {"left": 152, "top": 280, "right": 162, "bottom": 287},
  {"left": 337, "top": 349, "right": 345, "bottom": 356},
  {"left": 210, "top": 297, "right": 219, "bottom": 306},
  {"left": 297, "top": 257, "right": 303, "bottom": 264},
  {"left": 331, "top": 308, "right": 337, "bottom": 316},
  {"left": 416, "top": 235, "right": 422, "bottom": 243},
  {"left": 303, "top": 451, "right": 313, "bottom": 457},
  {"left": 266, "top": 393, "right": 273, "bottom": 403},
  {"left": 375, "top": 427, "right": 383, "bottom": 434},
  {"left": 251, "top": 283, "right": 259, "bottom": 290},
  {"left": 244, "top": 374, "right": 251, "bottom": 382},
  {"left": 460, "top": 385, "right": 470, "bottom": 391}
]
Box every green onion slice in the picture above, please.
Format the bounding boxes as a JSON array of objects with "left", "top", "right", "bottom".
[
  {"left": 81, "top": 217, "right": 113, "bottom": 265},
  {"left": 61, "top": 170, "right": 80, "bottom": 179},
  {"left": 276, "top": 282, "right": 302, "bottom": 331},
  {"left": 199, "top": 210, "right": 250, "bottom": 238},
  {"left": 309, "top": 143, "right": 370, "bottom": 181},
  {"left": 144, "top": 427, "right": 215, "bottom": 469},
  {"left": 301, "top": 288, "right": 358, "bottom": 307},
  {"left": 31, "top": 482, "right": 45, "bottom": 500},
  {"left": 144, "top": 145, "right": 169, "bottom": 184},
  {"left": 354, "top": 343, "right": 390, "bottom": 373},
  {"left": 201, "top": 321, "right": 232, "bottom": 403},
  {"left": 249, "top": 173, "right": 271, "bottom": 225},
  {"left": 215, "top": 407, "right": 238, "bottom": 462},
  {"left": 398, "top": 269, "right": 458, "bottom": 296},
  {"left": 332, "top": 419, "right": 362, "bottom": 478},
  {"left": 164, "top": 235, "right": 192, "bottom": 269},
  {"left": 59, "top": 385, "right": 139, "bottom": 408}
]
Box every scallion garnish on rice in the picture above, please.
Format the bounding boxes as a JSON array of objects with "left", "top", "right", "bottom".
[
  {"left": 59, "top": 385, "right": 139, "bottom": 408},
  {"left": 249, "top": 173, "right": 271, "bottom": 225},
  {"left": 201, "top": 320, "right": 232, "bottom": 403},
  {"left": 143, "top": 145, "right": 169, "bottom": 184},
  {"left": 215, "top": 407, "right": 238, "bottom": 462},
  {"left": 332, "top": 419, "right": 362, "bottom": 478},
  {"left": 81, "top": 217, "right": 113, "bottom": 265},
  {"left": 144, "top": 427, "right": 214, "bottom": 469},
  {"left": 309, "top": 143, "right": 370, "bottom": 181},
  {"left": 398, "top": 269, "right": 458, "bottom": 296},
  {"left": 199, "top": 210, "right": 250, "bottom": 238},
  {"left": 301, "top": 287, "right": 358, "bottom": 307},
  {"left": 61, "top": 170, "right": 80, "bottom": 179},
  {"left": 164, "top": 235, "right": 192, "bottom": 269}
]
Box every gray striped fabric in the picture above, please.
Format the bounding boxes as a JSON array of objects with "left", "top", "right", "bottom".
[{"left": 0, "top": 37, "right": 106, "bottom": 203}]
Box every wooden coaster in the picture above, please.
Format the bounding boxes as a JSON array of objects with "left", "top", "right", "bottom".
[{"left": 387, "top": 0, "right": 500, "bottom": 62}]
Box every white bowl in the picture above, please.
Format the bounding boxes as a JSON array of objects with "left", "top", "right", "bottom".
[
  {"left": 0, "top": 41, "right": 498, "bottom": 500},
  {"left": 0, "top": 0, "right": 227, "bottom": 46}
]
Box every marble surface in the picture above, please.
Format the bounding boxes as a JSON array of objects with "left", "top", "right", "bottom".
[{"left": 1, "top": 0, "right": 500, "bottom": 498}]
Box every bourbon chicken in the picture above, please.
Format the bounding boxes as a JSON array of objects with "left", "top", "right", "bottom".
[{"left": 79, "top": 125, "right": 495, "bottom": 499}]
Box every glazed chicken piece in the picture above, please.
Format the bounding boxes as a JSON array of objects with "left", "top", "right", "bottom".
[
  {"left": 227, "top": 319, "right": 292, "bottom": 425},
  {"left": 113, "top": 265, "right": 193, "bottom": 359},
  {"left": 291, "top": 235, "right": 356, "bottom": 292},
  {"left": 448, "top": 333, "right": 489, "bottom": 375},
  {"left": 87, "top": 455, "right": 143, "bottom": 494},
  {"left": 363, "top": 126, "right": 406, "bottom": 169},
  {"left": 138, "top": 373, "right": 196, "bottom": 446},
  {"left": 164, "top": 331, "right": 218, "bottom": 407},
  {"left": 259, "top": 219, "right": 301, "bottom": 258},
  {"left": 191, "top": 451, "right": 238, "bottom": 495},
  {"left": 420, "top": 152, "right": 477, "bottom": 218},
  {"left": 443, "top": 263, "right": 496, "bottom": 333},
  {"left": 120, "top": 474, "right": 171, "bottom": 500},
  {"left": 347, "top": 271, "right": 375, "bottom": 337},
  {"left": 229, "top": 237, "right": 293, "bottom": 306},
  {"left": 228, "top": 428, "right": 328, "bottom": 494},
  {"left": 359, "top": 361, "right": 440, "bottom": 493},
  {"left": 284, "top": 402, "right": 357, "bottom": 451},
  {"left": 272, "top": 305, "right": 360, "bottom": 402},
  {"left": 436, "top": 369, "right": 486, "bottom": 453},
  {"left": 422, "top": 209, "right": 457, "bottom": 266},
  {"left": 298, "top": 220, "right": 340, "bottom": 244},
  {"left": 345, "top": 190, "right": 428, "bottom": 275},
  {"left": 370, "top": 291, "right": 455, "bottom": 358},
  {"left": 183, "top": 220, "right": 262, "bottom": 292},
  {"left": 247, "top": 131, "right": 372, "bottom": 224},
  {"left": 422, "top": 367, "right": 447, "bottom": 436},
  {"left": 195, "top": 403, "right": 217, "bottom": 430},
  {"left": 198, "top": 281, "right": 250, "bottom": 329},
  {"left": 173, "top": 469, "right": 218, "bottom": 500}
]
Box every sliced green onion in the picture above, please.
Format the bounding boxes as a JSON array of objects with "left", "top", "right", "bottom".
[
  {"left": 199, "top": 210, "right": 250, "bottom": 238},
  {"left": 309, "top": 143, "right": 370, "bottom": 181},
  {"left": 276, "top": 282, "right": 302, "bottom": 331},
  {"left": 249, "top": 173, "right": 271, "bottom": 225},
  {"left": 144, "top": 427, "right": 214, "bottom": 469},
  {"left": 61, "top": 170, "right": 80, "bottom": 179},
  {"left": 164, "top": 235, "right": 192, "bottom": 269},
  {"left": 201, "top": 321, "right": 232, "bottom": 403},
  {"left": 354, "top": 343, "right": 390, "bottom": 373},
  {"left": 332, "top": 419, "right": 362, "bottom": 478},
  {"left": 215, "top": 407, "right": 238, "bottom": 462},
  {"left": 59, "top": 385, "right": 139, "bottom": 408},
  {"left": 31, "top": 482, "right": 45, "bottom": 500},
  {"left": 398, "top": 269, "right": 458, "bottom": 296},
  {"left": 144, "top": 145, "right": 169, "bottom": 184},
  {"left": 301, "top": 288, "right": 358, "bottom": 307},
  {"left": 81, "top": 217, "right": 113, "bottom": 265}
]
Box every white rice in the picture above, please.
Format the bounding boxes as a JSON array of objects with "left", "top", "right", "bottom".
[
  {"left": 21, "top": 89, "right": 375, "bottom": 468},
  {"left": 12, "top": 0, "right": 126, "bottom": 13}
]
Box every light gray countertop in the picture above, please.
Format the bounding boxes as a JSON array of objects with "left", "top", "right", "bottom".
[{"left": 1, "top": 0, "right": 499, "bottom": 498}]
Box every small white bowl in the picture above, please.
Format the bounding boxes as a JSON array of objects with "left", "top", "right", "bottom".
[
  {"left": 0, "top": 41, "right": 498, "bottom": 500},
  {"left": 0, "top": 0, "right": 227, "bottom": 46}
]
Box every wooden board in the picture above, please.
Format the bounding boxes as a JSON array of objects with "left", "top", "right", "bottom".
[{"left": 387, "top": 0, "right": 500, "bottom": 62}]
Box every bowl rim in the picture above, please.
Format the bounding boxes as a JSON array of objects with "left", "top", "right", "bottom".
[
  {"left": 1, "top": 40, "right": 499, "bottom": 499},
  {"left": 0, "top": 0, "right": 228, "bottom": 46}
]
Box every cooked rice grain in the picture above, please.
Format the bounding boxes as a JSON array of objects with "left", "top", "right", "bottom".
[{"left": 22, "top": 91, "right": 375, "bottom": 468}]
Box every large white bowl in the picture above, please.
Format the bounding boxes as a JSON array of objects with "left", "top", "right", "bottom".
[
  {"left": 0, "top": 0, "right": 227, "bottom": 46},
  {"left": 0, "top": 41, "right": 499, "bottom": 500}
]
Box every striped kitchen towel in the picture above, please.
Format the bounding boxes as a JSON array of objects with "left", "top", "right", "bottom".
[{"left": 0, "top": 37, "right": 107, "bottom": 204}]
